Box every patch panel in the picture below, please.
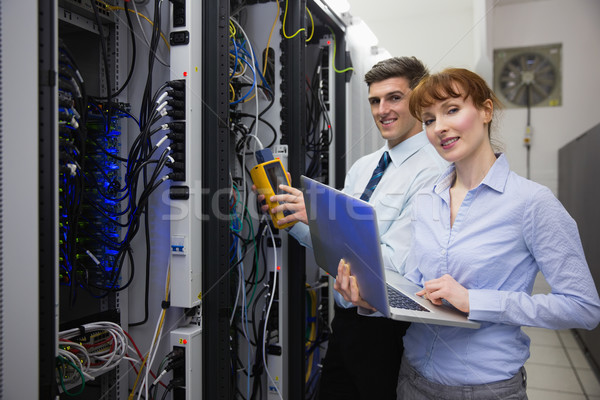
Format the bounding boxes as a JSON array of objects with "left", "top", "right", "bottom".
[{"left": 59, "top": 0, "right": 116, "bottom": 24}]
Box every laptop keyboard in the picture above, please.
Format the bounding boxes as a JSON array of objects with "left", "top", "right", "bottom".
[{"left": 386, "top": 284, "right": 430, "bottom": 312}]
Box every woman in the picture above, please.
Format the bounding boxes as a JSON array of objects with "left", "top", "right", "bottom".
[{"left": 335, "top": 68, "right": 600, "bottom": 399}]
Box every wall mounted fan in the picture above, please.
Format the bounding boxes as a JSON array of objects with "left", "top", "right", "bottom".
[{"left": 493, "top": 43, "right": 562, "bottom": 109}]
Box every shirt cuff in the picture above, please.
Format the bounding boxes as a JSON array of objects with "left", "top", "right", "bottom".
[
  {"left": 333, "top": 290, "right": 355, "bottom": 309},
  {"left": 357, "top": 307, "right": 385, "bottom": 318},
  {"left": 286, "top": 222, "right": 312, "bottom": 248},
  {"left": 467, "top": 289, "right": 505, "bottom": 321}
]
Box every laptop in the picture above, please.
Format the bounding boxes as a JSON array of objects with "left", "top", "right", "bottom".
[{"left": 301, "top": 175, "right": 480, "bottom": 329}]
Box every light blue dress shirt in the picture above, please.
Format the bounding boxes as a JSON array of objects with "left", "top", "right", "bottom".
[
  {"left": 288, "top": 131, "right": 447, "bottom": 308},
  {"left": 403, "top": 153, "right": 600, "bottom": 386}
]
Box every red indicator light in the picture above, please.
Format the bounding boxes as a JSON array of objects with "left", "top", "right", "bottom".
[
  {"left": 183, "top": 339, "right": 188, "bottom": 344},
  {"left": 327, "top": 40, "right": 331, "bottom": 45},
  {"left": 183, "top": 71, "right": 188, "bottom": 77},
  {"left": 277, "top": 266, "right": 281, "bottom": 271},
  {"left": 328, "top": 125, "right": 331, "bottom": 129}
]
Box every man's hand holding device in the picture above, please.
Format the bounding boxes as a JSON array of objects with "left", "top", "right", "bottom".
[{"left": 250, "top": 148, "right": 300, "bottom": 229}]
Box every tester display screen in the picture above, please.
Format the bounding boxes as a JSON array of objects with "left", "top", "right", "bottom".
[
  {"left": 264, "top": 162, "right": 286, "bottom": 194},
  {"left": 263, "top": 162, "right": 292, "bottom": 217}
]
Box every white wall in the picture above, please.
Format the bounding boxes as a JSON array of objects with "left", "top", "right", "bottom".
[
  {"left": 492, "top": 0, "right": 600, "bottom": 193},
  {"left": 343, "top": 0, "right": 476, "bottom": 167},
  {"left": 343, "top": 0, "right": 600, "bottom": 194},
  {"left": 343, "top": 20, "right": 391, "bottom": 171},
  {"left": 346, "top": 0, "right": 474, "bottom": 72}
]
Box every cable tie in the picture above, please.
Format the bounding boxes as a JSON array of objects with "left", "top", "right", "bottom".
[
  {"left": 161, "top": 300, "right": 170, "bottom": 309},
  {"left": 71, "top": 107, "right": 81, "bottom": 120},
  {"left": 75, "top": 70, "right": 84, "bottom": 83},
  {"left": 156, "top": 100, "right": 168, "bottom": 113},
  {"left": 157, "top": 91, "right": 169, "bottom": 105},
  {"left": 155, "top": 135, "right": 168, "bottom": 149},
  {"left": 152, "top": 369, "right": 167, "bottom": 387},
  {"left": 69, "top": 77, "right": 82, "bottom": 98},
  {"left": 66, "top": 163, "right": 78, "bottom": 176},
  {"left": 85, "top": 249, "right": 101, "bottom": 265}
]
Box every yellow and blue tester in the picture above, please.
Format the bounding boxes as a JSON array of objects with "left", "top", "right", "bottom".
[{"left": 250, "top": 149, "right": 298, "bottom": 229}]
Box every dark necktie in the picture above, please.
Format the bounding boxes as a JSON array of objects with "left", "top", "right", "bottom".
[{"left": 360, "top": 151, "right": 390, "bottom": 202}]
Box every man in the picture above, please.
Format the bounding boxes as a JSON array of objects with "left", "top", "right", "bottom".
[{"left": 264, "top": 57, "right": 447, "bottom": 400}]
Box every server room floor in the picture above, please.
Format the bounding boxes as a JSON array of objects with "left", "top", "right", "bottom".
[{"left": 526, "top": 273, "right": 600, "bottom": 399}]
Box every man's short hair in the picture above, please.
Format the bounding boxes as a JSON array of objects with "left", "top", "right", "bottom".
[{"left": 364, "top": 56, "right": 429, "bottom": 90}]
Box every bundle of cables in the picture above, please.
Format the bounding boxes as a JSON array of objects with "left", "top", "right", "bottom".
[
  {"left": 305, "top": 47, "right": 333, "bottom": 180},
  {"left": 58, "top": 38, "right": 183, "bottom": 312},
  {"left": 57, "top": 321, "right": 130, "bottom": 395}
]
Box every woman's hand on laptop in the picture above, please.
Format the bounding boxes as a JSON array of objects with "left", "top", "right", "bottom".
[
  {"left": 334, "top": 259, "right": 376, "bottom": 311},
  {"left": 416, "top": 274, "right": 470, "bottom": 314}
]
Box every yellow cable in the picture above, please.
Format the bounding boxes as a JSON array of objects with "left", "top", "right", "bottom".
[
  {"left": 165, "top": 264, "right": 171, "bottom": 301},
  {"left": 128, "top": 356, "right": 149, "bottom": 400},
  {"left": 243, "top": 92, "right": 257, "bottom": 103},
  {"left": 262, "top": 0, "right": 280, "bottom": 77},
  {"left": 305, "top": 7, "right": 314, "bottom": 42},
  {"left": 283, "top": 0, "right": 305, "bottom": 39},
  {"left": 229, "top": 83, "right": 236, "bottom": 102},
  {"left": 328, "top": 27, "right": 354, "bottom": 74},
  {"left": 230, "top": 53, "right": 247, "bottom": 77},
  {"left": 230, "top": 20, "right": 236, "bottom": 38},
  {"left": 128, "top": 266, "right": 171, "bottom": 399},
  {"left": 305, "top": 286, "right": 317, "bottom": 383},
  {"left": 106, "top": 5, "right": 171, "bottom": 51}
]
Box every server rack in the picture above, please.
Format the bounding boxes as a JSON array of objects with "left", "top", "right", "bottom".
[
  {"left": 39, "top": 0, "right": 59, "bottom": 398},
  {"left": 279, "top": 0, "right": 308, "bottom": 398},
  {"left": 202, "top": 1, "right": 232, "bottom": 399},
  {"left": 558, "top": 122, "right": 600, "bottom": 377},
  {"left": 1, "top": 1, "right": 351, "bottom": 398}
]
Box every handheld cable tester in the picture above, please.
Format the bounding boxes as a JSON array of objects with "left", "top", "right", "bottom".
[{"left": 250, "top": 149, "right": 297, "bottom": 229}]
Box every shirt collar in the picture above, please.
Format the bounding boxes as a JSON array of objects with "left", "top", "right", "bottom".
[
  {"left": 434, "top": 153, "right": 510, "bottom": 195},
  {"left": 385, "top": 130, "right": 430, "bottom": 168}
]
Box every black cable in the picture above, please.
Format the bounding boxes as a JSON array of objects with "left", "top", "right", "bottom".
[
  {"left": 89, "top": 0, "right": 112, "bottom": 110},
  {"left": 250, "top": 284, "right": 270, "bottom": 342},
  {"left": 244, "top": 221, "right": 266, "bottom": 286},
  {"left": 140, "top": 0, "right": 163, "bottom": 126},
  {"left": 129, "top": 180, "right": 152, "bottom": 326},
  {"left": 85, "top": 167, "right": 169, "bottom": 295},
  {"left": 235, "top": 113, "right": 278, "bottom": 150},
  {"left": 249, "top": 318, "right": 266, "bottom": 400},
  {"left": 58, "top": 42, "right": 88, "bottom": 306},
  {"left": 231, "top": 83, "right": 277, "bottom": 147},
  {"left": 110, "top": 101, "right": 141, "bottom": 127},
  {"left": 87, "top": 136, "right": 129, "bottom": 162},
  {"left": 96, "top": 1, "right": 137, "bottom": 100},
  {"left": 159, "top": 384, "right": 174, "bottom": 400}
]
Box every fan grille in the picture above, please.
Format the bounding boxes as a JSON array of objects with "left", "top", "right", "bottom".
[{"left": 494, "top": 44, "right": 562, "bottom": 109}]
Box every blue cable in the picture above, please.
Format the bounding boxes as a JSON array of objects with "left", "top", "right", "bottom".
[
  {"left": 230, "top": 56, "right": 256, "bottom": 105},
  {"left": 230, "top": 37, "right": 239, "bottom": 79},
  {"left": 236, "top": 40, "right": 272, "bottom": 92}
]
